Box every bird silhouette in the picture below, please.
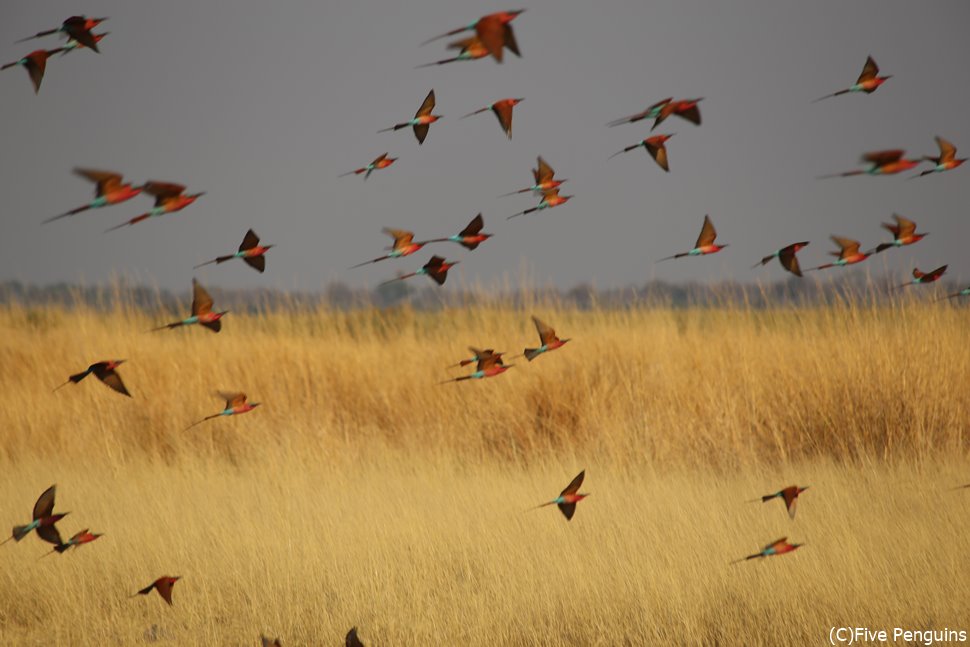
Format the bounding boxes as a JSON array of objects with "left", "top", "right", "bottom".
[
  {"left": 134, "top": 576, "right": 180, "bottom": 606},
  {"left": 917, "top": 136, "right": 966, "bottom": 178},
  {"left": 1, "top": 48, "right": 66, "bottom": 93},
  {"left": 462, "top": 98, "right": 524, "bottom": 139},
  {"left": 351, "top": 228, "right": 433, "bottom": 268},
  {"left": 379, "top": 255, "right": 459, "bottom": 287},
  {"left": 752, "top": 242, "right": 810, "bottom": 277},
  {"left": 519, "top": 316, "right": 570, "bottom": 361},
  {"left": 427, "top": 214, "right": 492, "bottom": 250},
  {"left": 658, "top": 215, "right": 728, "bottom": 261},
  {"left": 441, "top": 349, "right": 512, "bottom": 383},
  {"left": 898, "top": 265, "right": 948, "bottom": 289},
  {"left": 749, "top": 485, "right": 809, "bottom": 519},
  {"left": 501, "top": 157, "right": 567, "bottom": 196},
  {"left": 535, "top": 471, "right": 589, "bottom": 521},
  {"left": 378, "top": 89, "right": 442, "bottom": 145},
  {"left": 2, "top": 485, "right": 68, "bottom": 546},
  {"left": 42, "top": 529, "right": 103, "bottom": 557},
  {"left": 186, "top": 393, "right": 260, "bottom": 430},
  {"left": 151, "top": 279, "right": 227, "bottom": 333},
  {"left": 813, "top": 55, "right": 891, "bottom": 102},
  {"left": 339, "top": 153, "right": 398, "bottom": 180},
  {"left": 507, "top": 187, "right": 572, "bottom": 220},
  {"left": 870, "top": 214, "right": 928, "bottom": 254},
  {"left": 106, "top": 181, "right": 205, "bottom": 232},
  {"left": 55, "top": 360, "right": 130, "bottom": 397},
  {"left": 807, "top": 237, "right": 870, "bottom": 271},
  {"left": 732, "top": 537, "right": 804, "bottom": 564},
  {"left": 195, "top": 229, "right": 274, "bottom": 273}
]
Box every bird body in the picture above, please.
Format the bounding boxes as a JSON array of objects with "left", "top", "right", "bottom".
[
  {"left": 187, "top": 393, "right": 260, "bottom": 430},
  {"left": 808, "top": 237, "right": 869, "bottom": 271},
  {"left": 17, "top": 16, "right": 107, "bottom": 52},
  {"left": 733, "top": 537, "right": 803, "bottom": 563},
  {"left": 422, "top": 10, "right": 524, "bottom": 62},
  {"left": 55, "top": 360, "right": 130, "bottom": 397},
  {"left": 45, "top": 169, "right": 143, "bottom": 224},
  {"left": 428, "top": 214, "right": 492, "bottom": 250},
  {"left": 443, "top": 349, "right": 512, "bottom": 383},
  {"left": 4, "top": 485, "right": 67, "bottom": 546},
  {"left": 352, "top": 228, "right": 433, "bottom": 267},
  {"left": 502, "top": 157, "right": 567, "bottom": 196},
  {"left": 658, "top": 215, "right": 727, "bottom": 261},
  {"left": 106, "top": 181, "right": 204, "bottom": 231},
  {"left": 152, "top": 279, "right": 227, "bottom": 333},
  {"left": 813, "top": 56, "right": 891, "bottom": 102},
  {"left": 536, "top": 471, "right": 589, "bottom": 521},
  {"left": 379, "top": 90, "right": 442, "bottom": 144},
  {"left": 918, "top": 136, "right": 966, "bottom": 177},
  {"left": 340, "top": 153, "right": 397, "bottom": 180},
  {"left": 900, "top": 265, "right": 947, "bottom": 288},
  {"left": 508, "top": 187, "right": 572, "bottom": 220},
  {"left": 380, "top": 255, "right": 458, "bottom": 287},
  {"left": 820, "top": 149, "right": 922, "bottom": 178},
  {"left": 48, "top": 529, "right": 103, "bottom": 555},
  {"left": 135, "top": 576, "right": 180, "bottom": 606},
  {"left": 872, "top": 214, "right": 927, "bottom": 253},
  {"left": 522, "top": 316, "right": 569, "bottom": 361},
  {"left": 462, "top": 98, "right": 524, "bottom": 139},
  {"left": 60, "top": 31, "right": 109, "bottom": 55},
  {"left": 195, "top": 229, "right": 273, "bottom": 272},
  {"left": 752, "top": 485, "right": 809, "bottom": 519},
  {"left": 417, "top": 36, "right": 490, "bottom": 66},
  {"left": 753, "top": 242, "right": 809, "bottom": 277},
  {"left": 609, "top": 134, "right": 674, "bottom": 171}
]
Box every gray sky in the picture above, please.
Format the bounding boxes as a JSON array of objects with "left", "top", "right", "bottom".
[{"left": 2, "top": 0, "right": 969, "bottom": 293}]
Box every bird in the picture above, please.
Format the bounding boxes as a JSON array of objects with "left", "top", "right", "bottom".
[
  {"left": 2, "top": 485, "right": 68, "bottom": 546},
  {"left": 750, "top": 486, "right": 809, "bottom": 520},
  {"left": 1, "top": 48, "right": 67, "bottom": 94},
  {"left": 943, "top": 287, "right": 970, "bottom": 301},
  {"left": 134, "top": 576, "right": 180, "bottom": 606},
  {"left": 813, "top": 55, "right": 891, "bottom": 102},
  {"left": 608, "top": 134, "right": 675, "bottom": 171},
  {"left": 507, "top": 187, "right": 572, "bottom": 220},
  {"left": 54, "top": 360, "right": 130, "bottom": 397},
  {"left": 105, "top": 181, "right": 205, "bottom": 232},
  {"left": 346, "top": 627, "right": 365, "bottom": 647},
  {"left": 379, "top": 256, "right": 459, "bottom": 287},
  {"left": 194, "top": 229, "right": 274, "bottom": 273},
  {"left": 807, "top": 237, "right": 870, "bottom": 271},
  {"left": 607, "top": 97, "right": 672, "bottom": 128},
  {"left": 416, "top": 35, "right": 490, "bottom": 67},
  {"left": 441, "top": 350, "right": 513, "bottom": 383},
  {"left": 521, "top": 316, "right": 570, "bottom": 361},
  {"left": 59, "top": 31, "right": 109, "bottom": 56},
  {"left": 44, "top": 169, "right": 143, "bottom": 224},
  {"left": 657, "top": 215, "right": 728, "bottom": 261},
  {"left": 899, "top": 265, "right": 948, "bottom": 289},
  {"left": 427, "top": 214, "right": 492, "bottom": 250},
  {"left": 461, "top": 98, "right": 524, "bottom": 139},
  {"left": 378, "top": 90, "right": 442, "bottom": 145},
  {"left": 871, "top": 214, "right": 928, "bottom": 253},
  {"left": 43, "top": 529, "right": 103, "bottom": 557},
  {"left": 421, "top": 10, "right": 525, "bottom": 62},
  {"left": 917, "top": 136, "right": 966, "bottom": 178},
  {"left": 608, "top": 98, "right": 702, "bottom": 131},
  {"left": 449, "top": 347, "right": 502, "bottom": 368},
  {"left": 501, "top": 157, "right": 568, "bottom": 196},
  {"left": 151, "top": 278, "right": 227, "bottom": 333},
  {"left": 186, "top": 392, "right": 260, "bottom": 430},
  {"left": 351, "top": 229, "right": 433, "bottom": 268},
  {"left": 819, "top": 149, "right": 923, "bottom": 178},
  {"left": 752, "top": 242, "right": 810, "bottom": 277},
  {"left": 732, "top": 537, "right": 804, "bottom": 564},
  {"left": 534, "top": 471, "right": 589, "bottom": 521},
  {"left": 260, "top": 636, "right": 283, "bottom": 647},
  {"left": 339, "top": 153, "right": 397, "bottom": 180},
  {"left": 17, "top": 16, "right": 107, "bottom": 51}
]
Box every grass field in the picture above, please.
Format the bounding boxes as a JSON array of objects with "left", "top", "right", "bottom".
[{"left": 1, "top": 297, "right": 968, "bottom": 645}]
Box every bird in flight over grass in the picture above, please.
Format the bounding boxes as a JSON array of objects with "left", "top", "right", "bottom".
[
  {"left": 2, "top": 485, "right": 68, "bottom": 547},
  {"left": 535, "top": 471, "right": 589, "bottom": 521},
  {"left": 17, "top": 16, "right": 107, "bottom": 52},
  {"left": 339, "top": 153, "right": 397, "bottom": 180},
  {"left": 943, "top": 286, "right": 970, "bottom": 301},
  {"left": 351, "top": 228, "right": 433, "bottom": 268},
  {"left": 55, "top": 360, "right": 130, "bottom": 397},
  {"left": 195, "top": 229, "right": 274, "bottom": 273},
  {"left": 134, "top": 576, "right": 180, "bottom": 606},
  {"left": 813, "top": 55, "right": 891, "bottom": 103},
  {"left": 752, "top": 242, "right": 810, "bottom": 278},
  {"left": 378, "top": 89, "right": 442, "bottom": 145},
  {"left": 807, "top": 237, "right": 870, "bottom": 272},
  {"left": 898, "top": 265, "right": 948, "bottom": 289},
  {"left": 421, "top": 10, "right": 524, "bottom": 63},
  {"left": 186, "top": 393, "right": 260, "bottom": 430},
  {"left": 501, "top": 157, "right": 568, "bottom": 196},
  {"left": 519, "top": 316, "right": 570, "bottom": 361},
  {"left": 346, "top": 627, "right": 365, "bottom": 647},
  {"left": 819, "top": 149, "right": 923, "bottom": 178},
  {"left": 428, "top": 214, "right": 492, "bottom": 250},
  {"left": 732, "top": 537, "right": 804, "bottom": 564},
  {"left": 449, "top": 347, "right": 503, "bottom": 369},
  {"left": 507, "top": 187, "right": 572, "bottom": 220},
  {"left": 917, "top": 136, "right": 965, "bottom": 178},
  {"left": 416, "top": 35, "right": 490, "bottom": 67},
  {"left": 462, "top": 98, "right": 524, "bottom": 140},
  {"left": 44, "top": 169, "right": 143, "bottom": 225},
  {"left": 151, "top": 279, "right": 227, "bottom": 333},
  {"left": 379, "top": 255, "right": 459, "bottom": 287},
  {"left": 609, "top": 134, "right": 675, "bottom": 172},
  {"left": 441, "top": 349, "right": 512, "bottom": 383},
  {"left": 43, "top": 528, "right": 103, "bottom": 557},
  {"left": 1, "top": 48, "right": 66, "bottom": 93},
  {"left": 658, "top": 215, "right": 728, "bottom": 261},
  {"left": 870, "top": 214, "right": 927, "bottom": 254},
  {"left": 106, "top": 181, "right": 205, "bottom": 232},
  {"left": 750, "top": 485, "right": 809, "bottom": 520}
]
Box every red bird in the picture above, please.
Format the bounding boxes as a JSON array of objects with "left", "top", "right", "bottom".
[
  {"left": 750, "top": 485, "right": 809, "bottom": 519},
  {"left": 535, "top": 471, "right": 589, "bottom": 521},
  {"left": 753, "top": 242, "right": 810, "bottom": 278},
  {"left": 17, "top": 16, "right": 107, "bottom": 52},
  {"left": 45, "top": 169, "right": 143, "bottom": 224},
  {"left": 55, "top": 360, "right": 130, "bottom": 397},
  {"left": 151, "top": 279, "right": 227, "bottom": 333},
  {"left": 807, "top": 237, "right": 870, "bottom": 271},
  {"left": 813, "top": 56, "right": 891, "bottom": 102},
  {"left": 501, "top": 156, "right": 567, "bottom": 197},
  {"left": 427, "top": 214, "right": 492, "bottom": 250},
  {"left": 59, "top": 31, "right": 110, "bottom": 56},
  {"left": 339, "top": 153, "right": 398, "bottom": 180},
  {"left": 195, "top": 229, "right": 274, "bottom": 273},
  {"left": 658, "top": 215, "right": 728, "bottom": 261},
  {"left": 134, "top": 576, "right": 180, "bottom": 606},
  {"left": 379, "top": 256, "right": 458, "bottom": 287},
  {"left": 186, "top": 392, "right": 260, "bottom": 430},
  {"left": 3, "top": 485, "right": 68, "bottom": 546},
  {"left": 918, "top": 136, "right": 966, "bottom": 178},
  {"left": 421, "top": 10, "right": 525, "bottom": 63},
  {"left": 43, "top": 528, "right": 103, "bottom": 557},
  {"left": 351, "top": 228, "right": 432, "bottom": 267},
  {"left": 899, "top": 265, "right": 947, "bottom": 288},
  {"left": 449, "top": 347, "right": 503, "bottom": 369},
  {"left": 378, "top": 89, "right": 442, "bottom": 145},
  {"left": 871, "top": 214, "right": 927, "bottom": 253},
  {"left": 441, "top": 350, "right": 513, "bottom": 383},
  {"left": 732, "top": 537, "right": 804, "bottom": 564},
  {"left": 609, "top": 134, "right": 675, "bottom": 172},
  {"left": 462, "top": 98, "right": 524, "bottom": 140},
  {"left": 608, "top": 97, "right": 702, "bottom": 131},
  {"left": 106, "top": 181, "right": 205, "bottom": 232},
  {"left": 1, "top": 48, "right": 66, "bottom": 94},
  {"left": 521, "top": 316, "right": 570, "bottom": 361},
  {"left": 507, "top": 187, "right": 572, "bottom": 220},
  {"left": 416, "top": 36, "right": 490, "bottom": 67},
  {"left": 819, "top": 150, "right": 923, "bottom": 178}
]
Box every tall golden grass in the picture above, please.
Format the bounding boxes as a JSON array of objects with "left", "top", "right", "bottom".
[{"left": 1, "top": 296, "right": 968, "bottom": 645}]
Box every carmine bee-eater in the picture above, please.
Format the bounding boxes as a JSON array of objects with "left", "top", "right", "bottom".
[
  {"left": 379, "top": 255, "right": 459, "bottom": 287},
  {"left": 17, "top": 16, "right": 107, "bottom": 52},
  {"left": 339, "top": 153, "right": 397, "bottom": 180},
  {"left": 870, "top": 214, "right": 928, "bottom": 253},
  {"left": 535, "top": 471, "right": 589, "bottom": 521},
  {"left": 943, "top": 287, "right": 970, "bottom": 301},
  {"left": 186, "top": 392, "right": 261, "bottom": 430},
  {"left": 807, "top": 236, "right": 870, "bottom": 271},
  {"left": 813, "top": 56, "right": 891, "bottom": 103},
  {"left": 819, "top": 149, "right": 923, "bottom": 178},
  {"left": 749, "top": 485, "right": 809, "bottom": 520},
  {"left": 351, "top": 228, "right": 432, "bottom": 268},
  {"left": 917, "top": 136, "right": 966, "bottom": 178},
  {"left": 608, "top": 98, "right": 702, "bottom": 131},
  {"left": 658, "top": 215, "right": 728, "bottom": 261},
  {"left": 195, "top": 229, "right": 273, "bottom": 273},
  {"left": 507, "top": 187, "right": 572, "bottom": 220},
  {"left": 106, "top": 181, "right": 205, "bottom": 232},
  {"left": 151, "top": 279, "right": 227, "bottom": 333},
  {"left": 441, "top": 349, "right": 512, "bottom": 383},
  {"left": 427, "top": 214, "right": 492, "bottom": 250},
  {"left": 134, "top": 576, "right": 180, "bottom": 606},
  {"left": 1, "top": 48, "right": 66, "bottom": 93},
  {"left": 519, "top": 316, "right": 570, "bottom": 361},
  {"left": 45, "top": 168, "right": 143, "bottom": 224},
  {"left": 752, "top": 242, "right": 810, "bottom": 277},
  {"left": 607, "top": 97, "right": 672, "bottom": 128},
  {"left": 899, "top": 265, "right": 947, "bottom": 289},
  {"left": 609, "top": 134, "right": 675, "bottom": 172},
  {"left": 43, "top": 529, "right": 103, "bottom": 557},
  {"left": 450, "top": 347, "right": 502, "bottom": 368},
  {"left": 421, "top": 10, "right": 524, "bottom": 63},
  {"left": 346, "top": 627, "right": 365, "bottom": 647},
  {"left": 462, "top": 98, "right": 524, "bottom": 140},
  {"left": 59, "top": 32, "right": 109, "bottom": 56},
  {"left": 378, "top": 89, "right": 442, "bottom": 145},
  {"left": 501, "top": 157, "right": 567, "bottom": 196},
  {"left": 416, "top": 36, "right": 490, "bottom": 67},
  {"left": 55, "top": 360, "right": 130, "bottom": 397},
  {"left": 732, "top": 537, "right": 804, "bottom": 564},
  {"left": 2, "top": 485, "right": 67, "bottom": 546}
]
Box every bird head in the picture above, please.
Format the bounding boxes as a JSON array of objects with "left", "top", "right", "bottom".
[
  {"left": 511, "top": 98, "right": 525, "bottom": 106},
  {"left": 791, "top": 242, "right": 810, "bottom": 252},
  {"left": 716, "top": 243, "right": 729, "bottom": 251},
  {"left": 49, "top": 512, "right": 70, "bottom": 522},
  {"left": 798, "top": 485, "right": 810, "bottom": 494}
]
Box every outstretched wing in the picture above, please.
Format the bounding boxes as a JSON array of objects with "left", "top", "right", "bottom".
[
  {"left": 695, "top": 215, "right": 717, "bottom": 248},
  {"left": 219, "top": 392, "right": 248, "bottom": 409},
  {"left": 459, "top": 214, "right": 484, "bottom": 237},
  {"left": 560, "top": 470, "right": 585, "bottom": 496},
  {"left": 830, "top": 236, "right": 861, "bottom": 258},
  {"left": 535, "top": 156, "right": 554, "bottom": 184},
  {"left": 935, "top": 136, "right": 956, "bottom": 163},
  {"left": 532, "top": 316, "right": 557, "bottom": 346},
  {"left": 863, "top": 149, "right": 904, "bottom": 166},
  {"left": 32, "top": 485, "right": 57, "bottom": 520},
  {"left": 415, "top": 89, "right": 436, "bottom": 118},
  {"left": 191, "top": 279, "right": 214, "bottom": 316},
  {"left": 382, "top": 228, "right": 415, "bottom": 249},
  {"left": 239, "top": 229, "right": 260, "bottom": 251},
  {"left": 74, "top": 168, "right": 123, "bottom": 195},
  {"left": 856, "top": 55, "right": 879, "bottom": 83}
]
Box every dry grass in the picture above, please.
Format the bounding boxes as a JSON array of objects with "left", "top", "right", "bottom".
[{"left": 0, "top": 298, "right": 968, "bottom": 645}]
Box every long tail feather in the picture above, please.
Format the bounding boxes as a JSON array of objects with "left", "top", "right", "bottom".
[{"left": 43, "top": 204, "right": 90, "bottom": 224}]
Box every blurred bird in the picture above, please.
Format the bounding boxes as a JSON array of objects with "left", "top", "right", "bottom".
[
  {"left": 339, "top": 153, "right": 397, "bottom": 180},
  {"left": 462, "top": 98, "right": 524, "bottom": 139},
  {"left": 260, "top": 636, "right": 283, "bottom": 647},
  {"left": 1, "top": 48, "right": 66, "bottom": 93},
  {"left": 134, "top": 576, "right": 180, "bottom": 606},
  {"left": 819, "top": 149, "right": 922, "bottom": 178},
  {"left": 520, "top": 316, "right": 570, "bottom": 361},
  {"left": 441, "top": 349, "right": 512, "bottom": 383},
  {"left": 450, "top": 347, "right": 502, "bottom": 368},
  {"left": 943, "top": 287, "right": 970, "bottom": 301},
  {"left": 378, "top": 90, "right": 442, "bottom": 145},
  {"left": 186, "top": 392, "right": 260, "bottom": 430},
  {"left": 427, "top": 214, "right": 492, "bottom": 250},
  {"left": 750, "top": 486, "right": 809, "bottom": 520},
  {"left": 43, "top": 529, "right": 103, "bottom": 557},
  {"left": 752, "top": 242, "right": 810, "bottom": 277},
  {"left": 421, "top": 10, "right": 524, "bottom": 62},
  {"left": 609, "top": 134, "right": 675, "bottom": 171},
  {"left": 917, "top": 136, "right": 966, "bottom": 178},
  {"left": 534, "top": 471, "right": 589, "bottom": 521},
  {"left": 607, "top": 97, "right": 673, "bottom": 127},
  {"left": 60, "top": 31, "right": 109, "bottom": 55},
  {"left": 151, "top": 279, "right": 227, "bottom": 333},
  {"left": 351, "top": 229, "right": 432, "bottom": 268},
  {"left": 807, "top": 237, "right": 870, "bottom": 271},
  {"left": 732, "top": 537, "right": 804, "bottom": 564},
  {"left": 871, "top": 214, "right": 928, "bottom": 253},
  {"left": 609, "top": 98, "right": 702, "bottom": 131},
  {"left": 105, "top": 181, "right": 204, "bottom": 232},
  {"left": 507, "top": 187, "right": 572, "bottom": 220},
  {"left": 17, "top": 16, "right": 107, "bottom": 52},
  {"left": 346, "top": 627, "right": 365, "bottom": 647},
  {"left": 194, "top": 229, "right": 273, "bottom": 273},
  {"left": 44, "top": 169, "right": 143, "bottom": 224},
  {"left": 813, "top": 56, "right": 891, "bottom": 102},
  {"left": 2, "top": 485, "right": 67, "bottom": 546},
  {"left": 501, "top": 157, "right": 567, "bottom": 196},
  {"left": 658, "top": 215, "right": 728, "bottom": 261},
  {"left": 416, "top": 35, "right": 490, "bottom": 67},
  {"left": 379, "top": 255, "right": 458, "bottom": 287},
  {"left": 899, "top": 265, "right": 947, "bottom": 289},
  {"left": 55, "top": 360, "right": 130, "bottom": 397}
]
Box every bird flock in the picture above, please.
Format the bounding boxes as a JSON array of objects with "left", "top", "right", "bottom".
[{"left": 4, "top": 8, "right": 969, "bottom": 645}]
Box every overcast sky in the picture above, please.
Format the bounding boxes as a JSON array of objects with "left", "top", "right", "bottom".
[{"left": 2, "top": 0, "right": 968, "bottom": 293}]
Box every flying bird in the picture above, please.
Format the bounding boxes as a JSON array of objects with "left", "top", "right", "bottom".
[
  {"left": 752, "top": 242, "right": 810, "bottom": 277},
  {"left": 871, "top": 214, "right": 927, "bottom": 253},
  {"left": 807, "top": 236, "right": 870, "bottom": 271},
  {"left": 379, "top": 255, "right": 458, "bottom": 287},
  {"left": 899, "top": 265, "right": 948, "bottom": 289},
  {"left": 351, "top": 228, "right": 432, "bottom": 268},
  {"left": 449, "top": 347, "right": 502, "bottom": 368},
  {"left": 106, "top": 181, "right": 204, "bottom": 232},
  {"left": 378, "top": 90, "right": 442, "bottom": 145},
  {"left": 346, "top": 627, "right": 365, "bottom": 647},
  {"left": 917, "top": 136, "right": 966, "bottom": 178},
  {"left": 535, "top": 471, "right": 589, "bottom": 521},
  {"left": 813, "top": 56, "right": 891, "bottom": 102},
  {"left": 195, "top": 229, "right": 273, "bottom": 273},
  {"left": 17, "top": 16, "right": 107, "bottom": 52},
  {"left": 44, "top": 529, "right": 103, "bottom": 557},
  {"left": 521, "top": 316, "right": 570, "bottom": 361},
  {"left": 427, "top": 214, "right": 492, "bottom": 250},
  {"left": 507, "top": 187, "right": 572, "bottom": 220},
  {"left": 134, "top": 576, "right": 180, "bottom": 606},
  {"left": 2, "top": 485, "right": 67, "bottom": 546},
  {"left": 607, "top": 97, "right": 673, "bottom": 128},
  {"left": 462, "top": 98, "right": 524, "bottom": 139},
  {"left": 750, "top": 486, "right": 809, "bottom": 520},
  {"left": 416, "top": 36, "right": 490, "bottom": 67},
  {"left": 657, "top": 215, "right": 728, "bottom": 261},
  {"left": 44, "top": 169, "right": 143, "bottom": 224},
  {"left": 501, "top": 157, "right": 567, "bottom": 196},
  {"left": 421, "top": 10, "right": 524, "bottom": 62},
  {"left": 732, "top": 537, "right": 804, "bottom": 564},
  {"left": 609, "top": 134, "right": 675, "bottom": 171},
  {"left": 1, "top": 48, "right": 66, "bottom": 93},
  {"left": 54, "top": 360, "right": 130, "bottom": 397},
  {"left": 819, "top": 149, "right": 922, "bottom": 178},
  {"left": 943, "top": 287, "right": 970, "bottom": 301},
  {"left": 339, "top": 153, "right": 398, "bottom": 180},
  {"left": 151, "top": 279, "right": 227, "bottom": 333},
  {"left": 186, "top": 392, "right": 260, "bottom": 430},
  {"left": 59, "top": 31, "right": 109, "bottom": 56},
  {"left": 441, "top": 349, "right": 512, "bottom": 383}
]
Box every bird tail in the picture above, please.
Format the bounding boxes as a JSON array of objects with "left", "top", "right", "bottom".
[
  {"left": 420, "top": 27, "right": 468, "bottom": 47},
  {"left": 15, "top": 29, "right": 57, "bottom": 43},
  {"left": 10, "top": 525, "right": 32, "bottom": 542},
  {"left": 806, "top": 263, "right": 832, "bottom": 272},
  {"left": 499, "top": 187, "right": 530, "bottom": 197},
  {"left": 460, "top": 107, "right": 488, "bottom": 119},
  {"left": 811, "top": 89, "right": 848, "bottom": 103},
  {"left": 439, "top": 375, "right": 473, "bottom": 384},
  {"left": 378, "top": 272, "right": 415, "bottom": 287},
  {"left": 523, "top": 348, "right": 542, "bottom": 361},
  {"left": 42, "top": 204, "right": 90, "bottom": 224},
  {"left": 149, "top": 321, "right": 180, "bottom": 332},
  {"left": 817, "top": 170, "right": 863, "bottom": 179},
  {"left": 105, "top": 213, "right": 150, "bottom": 232},
  {"left": 193, "top": 258, "right": 218, "bottom": 269},
  {"left": 415, "top": 57, "right": 461, "bottom": 68},
  {"left": 378, "top": 123, "right": 407, "bottom": 133},
  {"left": 751, "top": 256, "right": 772, "bottom": 269},
  {"left": 349, "top": 256, "right": 386, "bottom": 269},
  {"left": 656, "top": 253, "right": 686, "bottom": 263},
  {"left": 339, "top": 168, "right": 364, "bottom": 178},
  {"left": 507, "top": 207, "right": 536, "bottom": 220}
]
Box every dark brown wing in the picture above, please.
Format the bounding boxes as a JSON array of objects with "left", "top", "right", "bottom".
[
  {"left": 372, "top": 152, "right": 388, "bottom": 165},
  {"left": 778, "top": 248, "right": 803, "bottom": 277},
  {"left": 560, "top": 470, "right": 585, "bottom": 496},
  {"left": 143, "top": 181, "right": 186, "bottom": 200},
  {"left": 558, "top": 502, "right": 577, "bottom": 520},
  {"left": 645, "top": 141, "right": 669, "bottom": 171},
  {"left": 93, "top": 366, "right": 131, "bottom": 397},
  {"left": 936, "top": 136, "right": 956, "bottom": 164},
  {"left": 74, "top": 168, "right": 123, "bottom": 196},
  {"left": 475, "top": 16, "right": 505, "bottom": 62},
  {"left": 532, "top": 316, "right": 556, "bottom": 346},
  {"left": 857, "top": 56, "right": 879, "bottom": 83},
  {"left": 239, "top": 229, "right": 260, "bottom": 251},
  {"left": 244, "top": 255, "right": 266, "bottom": 273},
  {"left": 36, "top": 524, "right": 64, "bottom": 546},
  {"left": 156, "top": 579, "right": 176, "bottom": 606},
  {"left": 413, "top": 123, "right": 430, "bottom": 144},
  {"left": 191, "top": 279, "right": 214, "bottom": 316},
  {"left": 415, "top": 89, "right": 435, "bottom": 118},
  {"left": 535, "top": 157, "right": 554, "bottom": 184},
  {"left": 503, "top": 23, "right": 521, "bottom": 57},
  {"left": 676, "top": 104, "right": 701, "bottom": 126},
  {"left": 493, "top": 103, "right": 514, "bottom": 138},
  {"left": 26, "top": 57, "right": 46, "bottom": 93},
  {"left": 459, "top": 214, "right": 484, "bottom": 237},
  {"left": 863, "top": 149, "right": 904, "bottom": 166},
  {"left": 32, "top": 485, "right": 57, "bottom": 520},
  {"left": 830, "top": 236, "right": 861, "bottom": 258},
  {"left": 201, "top": 319, "right": 222, "bottom": 333},
  {"left": 346, "top": 627, "right": 365, "bottom": 647},
  {"left": 476, "top": 353, "right": 502, "bottom": 372},
  {"left": 892, "top": 214, "right": 916, "bottom": 239},
  {"left": 695, "top": 215, "right": 717, "bottom": 248}
]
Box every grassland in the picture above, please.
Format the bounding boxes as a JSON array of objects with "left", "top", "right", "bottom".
[{"left": 1, "top": 297, "right": 968, "bottom": 645}]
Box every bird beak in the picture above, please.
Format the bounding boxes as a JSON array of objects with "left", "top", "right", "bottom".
[
  {"left": 116, "top": 359, "right": 127, "bottom": 365},
  {"left": 511, "top": 9, "right": 526, "bottom": 16},
  {"left": 516, "top": 98, "right": 526, "bottom": 103},
  {"left": 251, "top": 403, "right": 261, "bottom": 408},
  {"left": 194, "top": 192, "right": 207, "bottom": 198}
]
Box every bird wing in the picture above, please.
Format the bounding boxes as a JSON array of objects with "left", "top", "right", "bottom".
[
  {"left": 695, "top": 215, "right": 717, "bottom": 248},
  {"left": 778, "top": 247, "right": 803, "bottom": 277},
  {"left": 535, "top": 156, "right": 555, "bottom": 184},
  {"left": 32, "top": 485, "right": 57, "bottom": 520},
  {"left": 413, "top": 123, "right": 430, "bottom": 144},
  {"left": 447, "top": 36, "right": 479, "bottom": 51},
  {"left": 675, "top": 103, "right": 702, "bottom": 125},
  {"left": 892, "top": 214, "right": 916, "bottom": 239},
  {"left": 372, "top": 152, "right": 388, "bottom": 165},
  {"left": 239, "top": 229, "right": 260, "bottom": 251},
  {"left": 560, "top": 470, "right": 585, "bottom": 496},
  {"left": 93, "top": 366, "right": 131, "bottom": 397},
  {"left": 765, "top": 537, "right": 788, "bottom": 552},
  {"left": 493, "top": 102, "right": 514, "bottom": 137},
  {"left": 143, "top": 181, "right": 186, "bottom": 200},
  {"left": 558, "top": 502, "right": 577, "bottom": 520},
  {"left": 383, "top": 228, "right": 415, "bottom": 250},
  {"left": 415, "top": 89, "right": 436, "bottom": 117},
  {"left": 503, "top": 23, "right": 521, "bottom": 57},
  {"left": 243, "top": 255, "right": 266, "bottom": 273},
  {"left": 219, "top": 392, "right": 248, "bottom": 409},
  {"left": 74, "top": 168, "right": 123, "bottom": 195},
  {"left": 541, "top": 187, "right": 561, "bottom": 202},
  {"left": 156, "top": 579, "right": 175, "bottom": 606},
  {"left": 936, "top": 136, "right": 956, "bottom": 163},
  {"left": 830, "top": 236, "right": 860, "bottom": 258},
  {"left": 475, "top": 15, "right": 505, "bottom": 62},
  {"left": 532, "top": 316, "right": 557, "bottom": 346},
  {"left": 191, "top": 279, "right": 214, "bottom": 316},
  {"left": 863, "top": 149, "right": 904, "bottom": 166},
  {"left": 346, "top": 627, "right": 365, "bottom": 647},
  {"left": 36, "top": 524, "right": 64, "bottom": 546},
  {"left": 26, "top": 57, "right": 46, "bottom": 93},
  {"left": 856, "top": 55, "right": 879, "bottom": 83},
  {"left": 459, "top": 214, "right": 484, "bottom": 237},
  {"left": 928, "top": 265, "right": 948, "bottom": 281},
  {"left": 645, "top": 140, "right": 669, "bottom": 171}
]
